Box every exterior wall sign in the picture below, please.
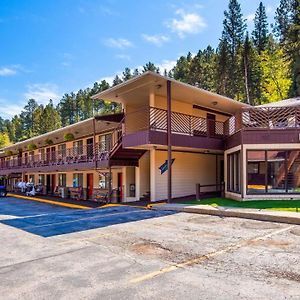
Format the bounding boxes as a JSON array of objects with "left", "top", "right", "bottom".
[{"left": 159, "top": 159, "right": 175, "bottom": 175}]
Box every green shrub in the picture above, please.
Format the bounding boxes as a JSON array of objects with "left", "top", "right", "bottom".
[
  {"left": 64, "top": 133, "right": 75, "bottom": 141},
  {"left": 45, "top": 138, "right": 54, "bottom": 145},
  {"left": 27, "top": 143, "right": 37, "bottom": 151},
  {"left": 5, "top": 150, "right": 13, "bottom": 156}
]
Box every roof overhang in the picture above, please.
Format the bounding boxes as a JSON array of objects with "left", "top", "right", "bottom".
[
  {"left": 0, "top": 117, "right": 118, "bottom": 155},
  {"left": 92, "top": 71, "right": 250, "bottom": 115},
  {"left": 95, "top": 112, "right": 124, "bottom": 123}
]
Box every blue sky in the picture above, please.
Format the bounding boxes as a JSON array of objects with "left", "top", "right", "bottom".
[{"left": 0, "top": 0, "right": 279, "bottom": 119}]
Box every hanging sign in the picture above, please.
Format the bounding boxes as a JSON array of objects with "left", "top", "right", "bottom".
[{"left": 159, "top": 159, "right": 175, "bottom": 175}]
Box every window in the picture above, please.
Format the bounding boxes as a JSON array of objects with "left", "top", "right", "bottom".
[
  {"left": 58, "top": 144, "right": 66, "bottom": 157},
  {"left": 39, "top": 148, "right": 45, "bottom": 161},
  {"left": 247, "top": 150, "right": 300, "bottom": 194},
  {"left": 38, "top": 174, "right": 45, "bottom": 185},
  {"left": 29, "top": 151, "right": 35, "bottom": 162},
  {"left": 73, "top": 173, "right": 83, "bottom": 187},
  {"left": 267, "top": 151, "right": 286, "bottom": 193},
  {"left": 247, "top": 151, "right": 266, "bottom": 194},
  {"left": 99, "top": 173, "right": 110, "bottom": 189},
  {"left": 227, "top": 151, "right": 240, "bottom": 193},
  {"left": 73, "top": 140, "right": 83, "bottom": 155},
  {"left": 29, "top": 174, "right": 35, "bottom": 183},
  {"left": 99, "top": 134, "right": 111, "bottom": 152},
  {"left": 58, "top": 174, "right": 67, "bottom": 187}
]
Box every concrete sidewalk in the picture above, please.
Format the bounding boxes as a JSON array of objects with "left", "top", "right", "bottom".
[{"left": 149, "top": 203, "right": 300, "bottom": 225}]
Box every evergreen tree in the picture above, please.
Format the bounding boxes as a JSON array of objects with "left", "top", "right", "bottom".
[
  {"left": 274, "top": 0, "right": 300, "bottom": 96},
  {"left": 20, "top": 99, "right": 39, "bottom": 138},
  {"left": 142, "top": 62, "right": 160, "bottom": 73},
  {"left": 57, "top": 93, "right": 76, "bottom": 126},
  {"left": 252, "top": 2, "right": 269, "bottom": 53},
  {"left": 40, "top": 100, "right": 61, "bottom": 134},
  {"left": 242, "top": 33, "right": 261, "bottom": 105},
  {"left": 188, "top": 46, "right": 217, "bottom": 91},
  {"left": 219, "top": 0, "right": 246, "bottom": 99},
  {"left": 122, "top": 68, "right": 133, "bottom": 81},
  {"left": 112, "top": 75, "right": 122, "bottom": 86},
  {"left": 172, "top": 52, "right": 193, "bottom": 83},
  {"left": 216, "top": 39, "right": 230, "bottom": 95}
]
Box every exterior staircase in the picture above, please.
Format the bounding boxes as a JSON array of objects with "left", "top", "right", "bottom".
[
  {"left": 275, "top": 150, "right": 299, "bottom": 187},
  {"left": 96, "top": 117, "right": 146, "bottom": 168}
]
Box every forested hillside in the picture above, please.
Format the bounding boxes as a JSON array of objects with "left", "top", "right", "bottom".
[{"left": 0, "top": 0, "right": 299, "bottom": 147}]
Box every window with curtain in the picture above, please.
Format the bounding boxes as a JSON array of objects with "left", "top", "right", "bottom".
[
  {"left": 73, "top": 173, "right": 83, "bottom": 187},
  {"left": 58, "top": 174, "right": 67, "bottom": 187}
]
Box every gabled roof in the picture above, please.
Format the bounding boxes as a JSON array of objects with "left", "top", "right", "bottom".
[
  {"left": 258, "top": 97, "right": 300, "bottom": 108},
  {"left": 92, "top": 71, "right": 249, "bottom": 115}
]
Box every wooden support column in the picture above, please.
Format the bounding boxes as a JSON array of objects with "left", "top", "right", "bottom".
[
  {"left": 167, "top": 80, "right": 172, "bottom": 203},
  {"left": 92, "top": 117, "right": 97, "bottom": 170},
  {"left": 108, "top": 165, "right": 112, "bottom": 203}
]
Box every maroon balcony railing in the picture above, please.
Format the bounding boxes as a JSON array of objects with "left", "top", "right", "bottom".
[
  {"left": 124, "top": 106, "right": 225, "bottom": 138},
  {"left": 0, "top": 142, "right": 111, "bottom": 171},
  {"left": 224, "top": 105, "right": 300, "bottom": 136}
]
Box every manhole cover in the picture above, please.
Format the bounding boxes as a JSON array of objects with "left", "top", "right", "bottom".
[
  {"left": 290, "top": 228, "right": 300, "bottom": 236},
  {"left": 241, "top": 221, "right": 280, "bottom": 230}
]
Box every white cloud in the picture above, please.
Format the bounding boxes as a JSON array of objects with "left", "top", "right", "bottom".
[
  {"left": 266, "top": 5, "right": 276, "bottom": 17},
  {"left": 24, "top": 83, "right": 61, "bottom": 104},
  {"left": 142, "top": 34, "right": 169, "bottom": 47},
  {"left": 246, "top": 13, "right": 255, "bottom": 24},
  {"left": 0, "top": 99, "right": 23, "bottom": 118},
  {"left": 166, "top": 9, "right": 207, "bottom": 38},
  {"left": 0, "top": 67, "right": 18, "bottom": 77},
  {"left": 115, "top": 54, "right": 131, "bottom": 61},
  {"left": 104, "top": 38, "right": 133, "bottom": 49},
  {"left": 156, "top": 59, "right": 177, "bottom": 72}
]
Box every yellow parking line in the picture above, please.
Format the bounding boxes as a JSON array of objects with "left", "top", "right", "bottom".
[
  {"left": 147, "top": 202, "right": 166, "bottom": 209},
  {"left": 130, "top": 225, "right": 295, "bottom": 284},
  {"left": 7, "top": 193, "right": 90, "bottom": 210},
  {"left": 98, "top": 203, "right": 148, "bottom": 210}
]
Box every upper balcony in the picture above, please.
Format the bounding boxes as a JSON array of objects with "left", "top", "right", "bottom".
[
  {"left": 225, "top": 105, "right": 300, "bottom": 149},
  {"left": 0, "top": 142, "right": 111, "bottom": 175},
  {"left": 122, "top": 106, "right": 226, "bottom": 151}
]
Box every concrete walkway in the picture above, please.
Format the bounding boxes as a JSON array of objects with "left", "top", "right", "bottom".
[{"left": 149, "top": 203, "right": 300, "bottom": 225}]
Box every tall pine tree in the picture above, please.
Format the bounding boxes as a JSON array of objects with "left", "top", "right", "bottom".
[
  {"left": 252, "top": 2, "right": 269, "bottom": 53},
  {"left": 219, "top": 0, "right": 246, "bottom": 100}
]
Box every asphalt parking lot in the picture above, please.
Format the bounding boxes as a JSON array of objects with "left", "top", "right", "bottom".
[{"left": 0, "top": 196, "right": 299, "bottom": 300}]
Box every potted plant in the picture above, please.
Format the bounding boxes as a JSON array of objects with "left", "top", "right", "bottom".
[
  {"left": 27, "top": 143, "right": 37, "bottom": 151},
  {"left": 64, "top": 133, "right": 75, "bottom": 142},
  {"left": 5, "top": 150, "right": 13, "bottom": 156},
  {"left": 45, "top": 138, "right": 54, "bottom": 146}
]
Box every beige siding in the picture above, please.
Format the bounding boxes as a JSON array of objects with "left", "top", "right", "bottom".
[
  {"left": 153, "top": 150, "right": 217, "bottom": 201},
  {"left": 155, "top": 95, "right": 228, "bottom": 122}
]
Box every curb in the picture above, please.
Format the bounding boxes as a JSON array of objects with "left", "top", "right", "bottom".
[
  {"left": 7, "top": 193, "right": 90, "bottom": 210},
  {"left": 151, "top": 204, "right": 300, "bottom": 225}
]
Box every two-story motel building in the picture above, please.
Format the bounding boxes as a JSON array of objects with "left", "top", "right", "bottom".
[{"left": 1, "top": 72, "right": 300, "bottom": 202}]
